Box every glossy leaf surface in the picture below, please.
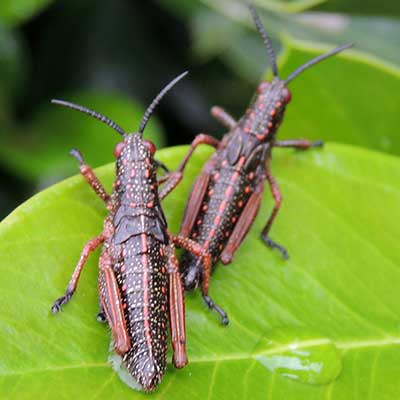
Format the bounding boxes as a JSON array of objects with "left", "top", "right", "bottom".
[{"left": 0, "top": 144, "right": 399, "bottom": 399}]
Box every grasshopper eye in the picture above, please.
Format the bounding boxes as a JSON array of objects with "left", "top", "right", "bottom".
[
  {"left": 143, "top": 140, "right": 156, "bottom": 155},
  {"left": 114, "top": 141, "right": 125, "bottom": 158},
  {"left": 282, "top": 87, "right": 292, "bottom": 104}
]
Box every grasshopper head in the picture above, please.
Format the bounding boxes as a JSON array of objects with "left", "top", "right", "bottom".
[{"left": 239, "top": 5, "right": 352, "bottom": 142}]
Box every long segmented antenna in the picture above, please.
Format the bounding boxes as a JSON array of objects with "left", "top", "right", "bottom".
[
  {"left": 285, "top": 43, "right": 353, "bottom": 84},
  {"left": 51, "top": 99, "right": 126, "bottom": 137},
  {"left": 138, "top": 71, "right": 188, "bottom": 136},
  {"left": 248, "top": 4, "right": 278, "bottom": 77}
]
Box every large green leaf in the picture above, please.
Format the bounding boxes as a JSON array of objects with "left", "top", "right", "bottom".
[
  {"left": 192, "top": 0, "right": 400, "bottom": 67},
  {"left": 0, "top": 144, "right": 399, "bottom": 399},
  {"left": 282, "top": 14, "right": 400, "bottom": 68},
  {"left": 0, "top": 91, "right": 165, "bottom": 183}
]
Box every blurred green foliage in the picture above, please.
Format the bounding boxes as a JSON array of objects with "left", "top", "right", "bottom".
[
  {"left": 0, "top": 0, "right": 54, "bottom": 27},
  {"left": 0, "top": 91, "right": 164, "bottom": 182},
  {"left": 0, "top": 0, "right": 399, "bottom": 217}
]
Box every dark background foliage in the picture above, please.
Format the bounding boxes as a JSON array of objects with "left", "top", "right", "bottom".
[{"left": 0, "top": 0, "right": 257, "bottom": 219}]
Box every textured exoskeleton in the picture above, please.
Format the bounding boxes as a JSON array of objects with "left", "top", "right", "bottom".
[
  {"left": 51, "top": 72, "right": 212, "bottom": 391},
  {"left": 175, "top": 6, "right": 353, "bottom": 323}
]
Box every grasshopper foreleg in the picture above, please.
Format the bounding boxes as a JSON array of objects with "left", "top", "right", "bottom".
[
  {"left": 70, "top": 149, "right": 110, "bottom": 204},
  {"left": 51, "top": 234, "right": 105, "bottom": 314}
]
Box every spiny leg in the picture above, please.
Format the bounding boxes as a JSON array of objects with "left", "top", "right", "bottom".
[
  {"left": 261, "top": 163, "right": 289, "bottom": 260},
  {"left": 51, "top": 234, "right": 105, "bottom": 314},
  {"left": 159, "top": 133, "right": 219, "bottom": 200},
  {"left": 171, "top": 234, "right": 229, "bottom": 325},
  {"left": 70, "top": 149, "right": 110, "bottom": 204},
  {"left": 165, "top": 246, "right": 188, "bottom": 368},
  {"left": 274, "top": 139, "right": 323, "bottom": 149},
  {"left": 211, "top": 106, "right": 237, "bottom": 129}
]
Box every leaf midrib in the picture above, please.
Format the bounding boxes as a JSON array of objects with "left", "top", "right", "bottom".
[{"left": 2, "top": 336, "right": 399, "bottom": 377}]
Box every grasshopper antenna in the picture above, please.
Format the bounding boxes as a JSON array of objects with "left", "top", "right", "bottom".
[
  {"left": 138, "top": 71, "right": 188, "bottom": 136},
  {"left": 51, "top": 99, "right": 126, "bottom": 137},
  {"left": 248, "top": 4, "right": 278, "bottom": 77},
  {"left": 285, "top": 43, "right": 353, "bottom": 84}
]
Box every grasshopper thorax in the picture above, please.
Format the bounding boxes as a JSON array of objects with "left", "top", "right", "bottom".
[{"left": 239, "top": 78, "right": 291, "bottom": 142}]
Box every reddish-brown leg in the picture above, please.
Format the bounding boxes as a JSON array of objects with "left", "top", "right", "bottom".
[
  {"left": 274, "top": 139, "right": 323, "bottom": 149},
  {"left": 70, "top": 149, "right": 110, "bottom": 204},
  {"left": 98, "top": 251, "right": 131, "bottom": 355},
  {"left": 51, "top": 234, "right": 105, "bottom": 313},
  {"left": 171, "top": 234, "right": 228, "bottom": 325},
  {"left": 165, "top": 245, "right": 188, "bottom": 368},
  {"left": 220, "top": 180, "right": 265, "bottom": 264},
  {"left": 179, "top": 159, "right": 215, "bottom": 237},
  {"left": 176, "top": 133, "right": 220, "bottom": 172},
  {"left": 158, "top": 134, "right": 219, "bottom": 200},
  {"left": 261, "top": 163, "right": 289, "bottom": 259},
  {"left": 158, "top": 171, "right": 184, "bottom": 200},
  {"left": 211, "top": 106, "right": 237, "bottom": 129}
]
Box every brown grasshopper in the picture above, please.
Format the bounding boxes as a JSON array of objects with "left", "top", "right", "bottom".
[
  {"left": 175, "top": 6, "right": 352, "bottom": 324},
  {"left": 51, "top": 72, "right": 213, "bottom": 391}
]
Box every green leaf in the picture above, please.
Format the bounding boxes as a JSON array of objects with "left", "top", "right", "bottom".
[
  {"left": 281, "top": 14, "right": 400, "bottom": 68},
  {"left": 0, "top": 0, "right": 54, "bottom": 27},
  {"left": 0, "top": 91, "right": 165, "bottom": 183},
  {"left": 190, "top": 3, "right": 400, "bottom": 73},
  {"left": 0, "top": 143, "right": 399, "bottom": 398}
]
